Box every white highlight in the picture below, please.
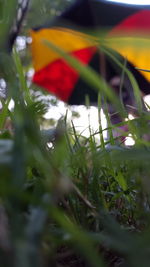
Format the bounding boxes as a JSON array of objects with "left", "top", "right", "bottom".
[
  {"left": 107, "top": 0, "right": 150, "bottom": 5},
  {"left": 125, "top": 113, "right": 135, "bottom": 146},
  {"left": 72, "top": 106, "right": 107, "bottom": 139},
  {"left": 143, "top": 94, "right": 150, "bottom": 110},
  {"left": 44, "top": 104, "right": 107, "bottom": 141},
  {"left": 44, "top": 101, "right": 68, "bottom": 121},
  {"left": 8, "top": 99, "right": 15, "bottom": 111},
  {"left": 16, "top": 36, "right": 26, "bottom": 51},
  {"left": 125, "top": 134, "right": 135, "bottom": 146}
]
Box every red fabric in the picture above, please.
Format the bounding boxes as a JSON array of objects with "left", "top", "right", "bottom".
[
  {"left": 33, "top": 46, "right": 97, "bottom": 101},
  {"left": 109, "top": 10, "right": 150, "bottom": 36}
]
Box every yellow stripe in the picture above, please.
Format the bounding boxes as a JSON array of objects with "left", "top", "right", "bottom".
[
  {"left": 31, "top": 27, "right": 150, "bottom": 82},
  {"left": 31, "top": 27, "right": 95, "bottom": 71},
  {"left": 107, "top": 37, "right": 150, "bottom": 81}
]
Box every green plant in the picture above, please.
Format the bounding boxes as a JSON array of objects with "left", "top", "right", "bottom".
[{"left": 0, "top": 1, "right": 150, "bottom": 267}]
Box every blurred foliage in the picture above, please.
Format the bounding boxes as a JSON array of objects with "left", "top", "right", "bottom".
[
  {"left": 0, "top": 1, "right": 150, "bottom": 267},
  {"left": 27, "top": 0, "right": 73, "bottom": 27}
]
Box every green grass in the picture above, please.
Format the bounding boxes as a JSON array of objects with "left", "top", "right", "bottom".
[
  {"left": 0, "top": 51, "right": 150, "bottom": 267},
  {"left": 1, "top": 3, "right": 150, "bottom": 266}
]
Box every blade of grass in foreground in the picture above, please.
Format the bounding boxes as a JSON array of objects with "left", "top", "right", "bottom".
[
  {"left": 0, "top": 97, "right": 11, "bottom": 129},
  {"left": 101, "top": 46, "right": 143, "bottom": 114},
  {"left": 51, "top": 206, "right": 106, "bottom": 267},
  {"left": 103, "top": 100, "right": 115, "bottom": 146},
  {"left": 0, "top": 0, "right": 17, "bottom": 50},
  {"left": 98, "top": 93, "right": 105, "bottom": 149},
  {"left": 13, "top": 49, "right": 32, "bottom": 104}
]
